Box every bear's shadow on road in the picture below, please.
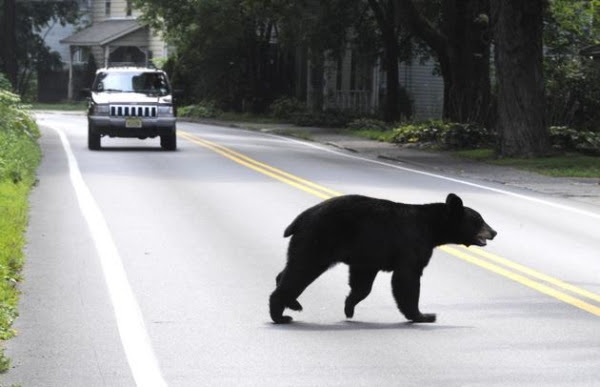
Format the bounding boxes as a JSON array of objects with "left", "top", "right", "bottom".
[{"left": 266, "top": 320, "right": 472, "bottom": 332}]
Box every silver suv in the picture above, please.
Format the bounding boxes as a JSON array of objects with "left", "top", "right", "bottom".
[{"left": 87, "top": 66, "right": 177, "bottom": 150}]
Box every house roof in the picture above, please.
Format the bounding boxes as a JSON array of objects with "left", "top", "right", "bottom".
[{"left": 60, "top": 20, "right": 144, "bottom": 46}]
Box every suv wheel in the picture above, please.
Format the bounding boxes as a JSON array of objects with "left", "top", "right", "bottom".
[
  {"left": 88, "top": 124, "right": 101, "bottom": 150},
  {"left": 161, "top": 131, "right": 177, "bottom": 151}
]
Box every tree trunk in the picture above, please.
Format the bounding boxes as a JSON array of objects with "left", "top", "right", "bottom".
[
  {"left": 382, "top": 36, "right": 400, "bottom": 122},
  {"left": 492, "top": 0, "right": 550, "bottom": 157},
  {"left": 308, "top": 54, "right": 324, "bottom": 112},
  {"left": 397, "top": 0, "right": 491, "bottom": 125},
  {"left": 440, "top": 0, "right": 491, "bottom": 124},
  {"left": 369, "top": 0, "right": 401, "bottom": 122},
  {"left": 2, "top": 0, "right": 18, "bottom": 90}
]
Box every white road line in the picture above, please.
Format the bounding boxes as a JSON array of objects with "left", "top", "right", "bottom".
[
  {"left": 266, "top": 132, "right": 600, "bottom": 221},
  {"left": 52, "top": 126, "right": 167, "bottom": 387}
]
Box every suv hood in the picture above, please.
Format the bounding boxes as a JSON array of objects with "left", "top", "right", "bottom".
[{"left": 92, "top": 92, "right": 172, "bottom": 104}]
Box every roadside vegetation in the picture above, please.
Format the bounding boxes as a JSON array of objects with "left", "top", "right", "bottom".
[
  {"left": 455, "top": 150, "right": 600, "bottom": 178},
  {"left": 0, "top": 74, "right": 41, "bottom": 372},
  {"left": 30, "top": 101, "right": 86, "bottom": 111},
  {"left": 346, "top": 120, "right": 600, "bottom": 178},
  {"left": 178, "top": 99, "right": 600, "bottom": 178}
]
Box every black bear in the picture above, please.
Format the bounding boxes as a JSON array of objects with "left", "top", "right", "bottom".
[{"left": 269, "top": 193, "right": 496, "bottom": 324}]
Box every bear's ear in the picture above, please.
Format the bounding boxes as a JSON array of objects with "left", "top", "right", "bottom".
[{"left": 446, "top": 193, "right": 464, "bottom": 215}]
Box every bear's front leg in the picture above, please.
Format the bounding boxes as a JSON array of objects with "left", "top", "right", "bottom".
[
  {"left": 345, "top": 266, "right": 378, "bottom": 318},
  {"left": 391, "top": 269, "right": 436, "bottom": 323}
]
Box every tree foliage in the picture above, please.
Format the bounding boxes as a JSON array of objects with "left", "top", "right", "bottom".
[
  {"left": 545, "top": 0, "right": 600, "bottom": 57},
  {"left": 544, "top": 0, "right": 600, "bottom": 131},
  {"left": 0, "top": 0, "right": 80, "bottom": 95},
  {"left": 136, "top": 0, "right": 599, "bottom": 154},
  {"left": 136, "top": 0, "right": 368, "bottom": 113}
]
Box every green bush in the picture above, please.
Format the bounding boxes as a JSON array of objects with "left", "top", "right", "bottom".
[
  {"left": 390, "top": 120, "right": 449, "bottom": 144},
  {"left": 269, "top": 97, "right": 306, "bottom": 119},
  {"left": 0, "top": 90, "right": 41, "bottom": 183},
  {"left": 0, "top": 74, "right": 11, "bottom": 91},
  {"left": 549, "top": 126, "right": 600, "bottom": 154},
  {"left": 388, "top": 120, "right": 494, "bottom": 149},
  {"left": 178, "top": 101, "right": 222, "bottom": 119},
  {"left": 441, "top": 123, "right": 495, "bottom": 149},
  {"left": 545, "top": 57, "right": 600, "bottom": 131}
]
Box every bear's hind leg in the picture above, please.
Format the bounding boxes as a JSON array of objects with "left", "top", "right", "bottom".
[
  {"left": 391, "top": 270, "right": 436, "bottom": 323},
  {"left": 270, "top": 263, "right": 329, "bottom": 324},
  {"left": 344, "top": 267, "right": 378, "bottom": 318},
  {"left": 276, "top": 270, "right": 302, "bottom": 311}
]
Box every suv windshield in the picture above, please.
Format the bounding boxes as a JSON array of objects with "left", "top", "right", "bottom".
[{"left": 93, "top": 71, "right": 171, "bottom": 96}]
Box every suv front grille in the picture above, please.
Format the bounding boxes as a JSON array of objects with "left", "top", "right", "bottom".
[{"left": 110, "top": 105, "right": 157, "bottom": 117}]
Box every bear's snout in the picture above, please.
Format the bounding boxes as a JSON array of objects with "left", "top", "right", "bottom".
[{"left": 474, "top": 223, "right": 497, "bottom": 246}]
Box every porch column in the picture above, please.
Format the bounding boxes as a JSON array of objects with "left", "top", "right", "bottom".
[
  {"left": 306, "top": 59, "right": 312, "bottom": 109},
  {"left": 371, "top": 58, "right": 380, "bottom": 113},
  {"left": 104, "top": 45, "right": 110, "bottom": 67},
  {"left": 67, "top": 46, "right": 74, "bottom": 100},
  {"left": 139, "top": 47, "right": 149, "bottom": 66}
]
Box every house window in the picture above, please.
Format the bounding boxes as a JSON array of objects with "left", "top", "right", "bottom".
[
  {"left": 72, "top": 47, "right": 91, "bottom": 64},
  {"left": 105, "top": 1, "right": 111, "bottom": 16},
  {"left": 73, "top": 48, "right": 83, "bottom": 63},
  {"left": 126, "top": 0, "right": 132, "bottom": 16}
]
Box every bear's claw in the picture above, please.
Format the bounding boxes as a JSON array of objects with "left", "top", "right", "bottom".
[
  {"left": 288, "top": 300, "right": 303, "bottom": 311},
  {"left": 410, "top": 313, "right": 436, "bottom": 323},
  {"left": 272, "top": 315, "right": 293, "bottom": 324},
  {"left": 344, "top": 302, "right": 355, "bottom": 318}
]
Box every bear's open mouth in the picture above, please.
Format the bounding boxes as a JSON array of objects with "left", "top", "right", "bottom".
[
  {"left": 474, "top": 237, "right": 488, "bottom": 246},
  {"left": 473, "top": 227, "right": 496, "bottom": 246}
]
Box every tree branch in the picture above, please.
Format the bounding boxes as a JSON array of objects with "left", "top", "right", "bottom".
[
  {"left": 367, "top": 0, "right": 390, "bottom": 35},
  {"left": 395, "top": 0, "right": 447, "bottom": 55}
]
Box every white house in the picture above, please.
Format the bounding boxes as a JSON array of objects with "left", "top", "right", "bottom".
[
  {"left": 60, "top": 0, "right": 169, "bottom": 99},
  {"left": 320, "top": 46, "right": 444, "bottom": 120}
]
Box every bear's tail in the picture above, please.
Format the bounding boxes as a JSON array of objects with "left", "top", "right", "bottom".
[
  {"left": 283, "top": 218, "right": 298, "bottom": 237},
  {"left": 284, "top": 201, "right": 325, "bottom": 237},
  {"left": 284, "top": 210, "right": 310, "bottom": 237}
]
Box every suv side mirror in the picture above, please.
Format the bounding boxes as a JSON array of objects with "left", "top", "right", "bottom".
[{"left": 81, "top": 88, "right": 91, "bottom": 99}]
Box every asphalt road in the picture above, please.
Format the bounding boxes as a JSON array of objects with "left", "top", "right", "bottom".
[{"left": 3, "top": 112, "right": 600, "bottom": 386}]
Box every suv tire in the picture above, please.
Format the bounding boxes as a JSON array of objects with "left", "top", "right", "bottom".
[
  {"left": 88, "top": 123, "right": 101, "bottom": 150},
  {"left": 160, "top": 131, "right": 177, "bottom": 151}
]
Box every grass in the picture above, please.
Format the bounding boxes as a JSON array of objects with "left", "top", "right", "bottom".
[
  {"left": 347, "top": 128, "right": 397, "bottom": 142},
  {"left": 0, "top": 97, "right": 41, "bottom": 373},
  {"left": 0, "top": 182, "right": 30, "bottom": 329},
  {"left": 455, "top": 149, "right": 600, "bottom": 178},
  {"left": 29, "top": 101, "right": 86, "bottom": 111},
  {"left": 0, "top": 181, "right": 35, "bottom": 373}
]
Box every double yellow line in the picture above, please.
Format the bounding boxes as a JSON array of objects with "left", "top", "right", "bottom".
[
  {"left": 180, "top": 130, "right": 600, "bottom": 317},
  {"left": 441, "top": 246, "right": 600, "bottom": 316},
  {"left": 179, "top": 131, "right": 341, "bottom": 199}
]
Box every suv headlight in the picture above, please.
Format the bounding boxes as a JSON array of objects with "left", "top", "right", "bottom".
[
  {"left": 157, "top": 105, "right": 174, "bottom": 117},
  {"left": 92, "top": 104, "right": 110, "bottom": 115}
]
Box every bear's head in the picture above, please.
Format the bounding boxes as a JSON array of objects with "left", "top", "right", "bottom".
[{"left": 446, "top": 193, "right": 497, "bottom": 247}]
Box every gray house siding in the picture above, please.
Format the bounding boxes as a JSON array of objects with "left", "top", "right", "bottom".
[
  {"left": 320, "top": 47, "right": 444, "bottom": 120},
  {"left": 399, "top": 60, "right": 444, "bottom": 120}
]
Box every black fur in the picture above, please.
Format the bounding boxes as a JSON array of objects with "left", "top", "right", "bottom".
[{"left": 269, "top": 193, "right": 496, "bottom": 324}]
